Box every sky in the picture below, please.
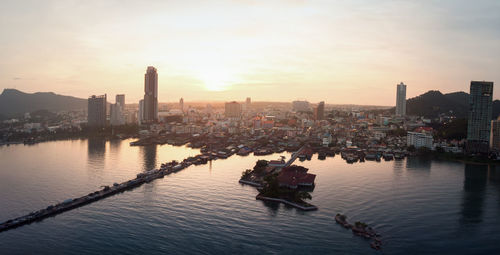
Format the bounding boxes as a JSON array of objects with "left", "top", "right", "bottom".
[{"left": 1, "top": 0, "right": 499, "bottom": 105}]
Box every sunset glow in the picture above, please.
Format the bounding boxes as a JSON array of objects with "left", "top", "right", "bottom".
[{"left": 1, "top": 0, "right": 499, "bottom": 104}]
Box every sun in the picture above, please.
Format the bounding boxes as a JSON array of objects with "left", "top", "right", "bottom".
[{"left": 198, "top": 65, "right": 234, "bottom": 91}]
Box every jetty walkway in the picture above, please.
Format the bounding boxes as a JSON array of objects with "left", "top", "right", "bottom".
[{"left": 0, "top": 155, "right": 202, "bottom": 233}]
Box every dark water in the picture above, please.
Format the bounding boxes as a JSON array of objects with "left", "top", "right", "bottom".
[{"left": 1, "top": 139, "right": 500, "bottom": 254}]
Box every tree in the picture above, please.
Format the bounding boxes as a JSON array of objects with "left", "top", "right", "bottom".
[
  {"left": 298, "top": 191, "right": 312, "bottom": 200},
  {"left": 253, "top": 160, "right": 269, "bottom": 173},
  {"left": 241, "top": 169, "right": 252, "bottom": 179}
]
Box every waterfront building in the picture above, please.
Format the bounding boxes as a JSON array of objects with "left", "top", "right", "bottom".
[
  {"left": 467, "top": 81, "right": 494, "bottom": 154},
  {"left": 143, "top": 66, "right": 158, "bottom": 123},
  {"left": 268, "top": 159, "right": 286, "bottom": 168},
  {"left": 110, "top": 103, "right": 124, "bottom": 126},
  {"left": 277, "top": 166, "right": 316, "bottom": 189},
  {"left": 396, "top": 82, "right": 406, "bottom": 116},
  {"left": 87, "top": 94, "right": 107, "bottom": 128},
  {"left": 314, "top": 101, "right": 325, "bottom": 120},
  {"left": 110, "top": 94, "right": 126, "bottom": 126},
  {"left": 407, "top": 131, "right": 433, "bottom": 149},
  {"left": 490, "top": 117, "right": 500, "bottom": 151},
  {"left": 225, "top": 101, "right": 242, "bottom": 118},
  {"left": 292, "top": 100, "right": 310, "bottom": 112}
]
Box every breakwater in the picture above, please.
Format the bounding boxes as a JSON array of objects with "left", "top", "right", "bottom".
[{"left": 0, "top": 154, "right": 209, "bottom": 233}]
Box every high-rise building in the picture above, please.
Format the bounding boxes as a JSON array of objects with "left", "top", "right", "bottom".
[
  {"left": 179, "top": 98, "right": 184, "bottom": 113},
  {"left": 490, "top": 117, "right": 500, "bottom": 151},
  {"left": 88, "top": 94, "right": 107, "bottom": 128},
  {"left": 225, "top": 101, "right": 242, "bottom": 118},
  {"left": 116, "top": 94, "right": 125, "bottom": 110},
  {"left": 110, "top": 94, "right": 125, "bottom": 126},
  {"left": 467, "top": 81, "right": 494, "bottom": 153},
  {"left": 138, "top": 99, "right": 144, "bottom": 125},
  {"left": 143, "top": 66, "right": 158, "bottom": 123},
  {"left": 292, "top": 100, "right": 310, "bottom": 112},
  {"left": 314, "top": 101, "right": 325, "bottom": 120},
  {"left": 110, "top": 104, "right": 124, "bottom": 126},
  {"left": 396, "top": 82, "right": 406, "bottom": 116}
]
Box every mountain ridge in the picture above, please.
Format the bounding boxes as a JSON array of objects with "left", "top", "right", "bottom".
[
  {"left": 0, "top": 88, "right": 88, "bottom": 117},
  {"left": 405, "top": 90, "right": 500, "bottom": 119}
]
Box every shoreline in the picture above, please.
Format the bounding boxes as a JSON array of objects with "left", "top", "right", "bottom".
[
  {"left": 238, "top": 179, "right": 262, "bottom": 187},
  {"left": 256, "top": 195, "right": 318, "bottom": 211}
]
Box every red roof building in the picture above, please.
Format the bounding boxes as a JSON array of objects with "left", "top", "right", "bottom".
[
  {"left": 414, "top": 126, "right": 433, "bottom": 134},
  {"left": 277, "top": 165, "right": 316, "bottom": 189}
]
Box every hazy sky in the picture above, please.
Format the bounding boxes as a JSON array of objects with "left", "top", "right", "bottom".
[{"left": 1, "top": 0, "right": 499, "bottom": 105}]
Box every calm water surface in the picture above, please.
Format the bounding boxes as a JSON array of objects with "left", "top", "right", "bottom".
[{"left": 1, "top": 139, "right": 500, "bottom": 254}]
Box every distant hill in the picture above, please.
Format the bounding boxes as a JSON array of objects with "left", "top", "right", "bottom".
[
  {"left": 0, "top": 89, "right": 88, "bottom": 117},
  {"left": 405, "top": 90, "right": 500, "bottom": 119}
]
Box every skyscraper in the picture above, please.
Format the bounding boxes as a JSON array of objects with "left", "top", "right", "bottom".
[
  {"left": 467, "top": 81, "right": 494, "bottom": 153},
  {"left": 225, "top": 101, "right": 242, "bottom": 118},
  {"left": 116, "top": 94, "right": 125, "bottom": 110},
  {"left": 396, "top": 82, "right": 406, "bottom": 116},
  {"left": 314, "top": 101, "right": 325, "bottom": 120},
  {"left": 88, "top": 94, "right": 107, "bottom": 128},
  {"left": 179, "top": 98, "right": 184, "bottom": 113},
  {"left": 143, "top": 66, "right": 158, "bottom": 123}
]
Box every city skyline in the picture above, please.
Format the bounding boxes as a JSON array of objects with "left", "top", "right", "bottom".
[
  {"left": 3, "top": 1, "right": 500, "bottom": 254},
  {"left": 1, "top": 1, "right": 500, "bottom": 104}
]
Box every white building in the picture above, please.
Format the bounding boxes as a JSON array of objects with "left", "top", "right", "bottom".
[{"left": 407, "top": 131, "right": 433, "bottom": 149}]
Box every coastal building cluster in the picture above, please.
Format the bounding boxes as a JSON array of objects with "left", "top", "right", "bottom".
[{"left": 1, "top": 66, "right": 497, "bottom": 163}]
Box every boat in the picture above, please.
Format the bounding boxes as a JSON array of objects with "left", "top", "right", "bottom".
[
  {"left": 382, "top": 153, "right": 394, "bottom": 161},
  {"left": 365, "top": 153, "right": 380, "bottom": 161},
  {"left": 346, "top": 154, "right": 358, "bottom": 164},
  {"left": 394, "top": 153, "right": 404, "bottom": 160},
  {"left": 318, "top": 152, "right": 326, "bottom": 160}
]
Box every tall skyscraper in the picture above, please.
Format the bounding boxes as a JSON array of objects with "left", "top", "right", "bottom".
[
  {"left": 143, "top": 66, "right": 158, "bottom": 123},
  {"left": 179, "top": 98, "right": 184, "bottom": 113},
  {"left": 314, "top": 101, "right": 325, "bottom": 120},
  {"left": 88, "top": 94, "right": 107, "bottom": 128},
  {"left": 467, "top": 81, "right": 494, "bottom": 153},
  {"left": 116, "top": 94, "right": 125, "bottom": 110},
  {"left": 225, "top": 101, "right": 242, "bottom": 118},
  {"left": 396, "top": 82, "right": 406, "bottom": 116}
]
